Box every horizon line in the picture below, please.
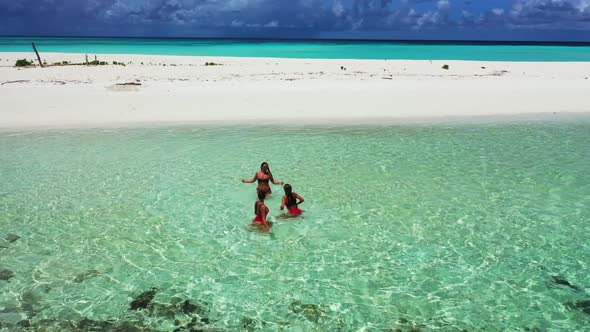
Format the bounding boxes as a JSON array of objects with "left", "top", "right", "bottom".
[{"left": 2, "top": 35, "right": 590, "bottom": 46}]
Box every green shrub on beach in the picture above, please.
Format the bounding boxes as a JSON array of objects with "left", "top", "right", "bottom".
[
  {"left": 87, "top": 60, "right": 108, "bottom": 66},
  {"left": 52, "top": 61, "right": 71, "bottom": 66},
  {"left": 15, "top": 59, "right": 33, "bottom": 67},
  {"left": 205, "top": 62, "right": 221, "bottom": 66},
  {"left": 442, "top": 64, "right": 449, "bottom": 70}
]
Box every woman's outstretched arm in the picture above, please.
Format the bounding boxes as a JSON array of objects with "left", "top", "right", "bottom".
[
  {"left": 242, "top": 174, "right": 258, "bottom": 183},
  {"left": 270, "top": 174, "right": 283, "bottom": 185}
]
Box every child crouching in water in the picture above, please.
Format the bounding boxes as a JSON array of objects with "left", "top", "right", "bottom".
[
  {"left": 280, "top": 184, "right": 305, "bottom": 217},
  {"left": 253, "top": 191, "right": 270, "bottom": 231}
]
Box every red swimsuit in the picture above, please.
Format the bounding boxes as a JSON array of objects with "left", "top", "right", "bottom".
[
  {"left": 254, "top": 201, "right": 267, "bottom": 223},
  {"left": 286, "top": 194, "right": 302, "bottom": 215}
]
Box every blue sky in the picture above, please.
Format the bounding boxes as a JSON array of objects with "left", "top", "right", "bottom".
[{"left": 1, "top": 0, "right": 589, "bottom": 41}]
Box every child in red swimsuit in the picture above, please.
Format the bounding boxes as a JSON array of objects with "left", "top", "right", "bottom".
[{"left": 280, "top": 184, "right": 304, "bottom": 216}]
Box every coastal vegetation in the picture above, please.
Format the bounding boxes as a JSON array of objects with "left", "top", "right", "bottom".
[
  {"left": 14, "top": 58, "right": 129, "bottom": 67},
  {"left": 14, "top": 59, "right": 33, "bottom": 67}
]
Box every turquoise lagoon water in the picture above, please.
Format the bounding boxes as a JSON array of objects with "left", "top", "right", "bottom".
[
  {"left": 1, "top": 119, "right": 589, "bottom": 331},
  {"left": 1, "top": 37, "right": 590, "bottom": 61}
]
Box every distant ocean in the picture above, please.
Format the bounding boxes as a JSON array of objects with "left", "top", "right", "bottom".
[{"left": 1, "top": 36, "right": 590, "bottom": 61}]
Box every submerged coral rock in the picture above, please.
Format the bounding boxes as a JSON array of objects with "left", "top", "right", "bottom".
[
  {"left": 289, "top": 301, "right": 325, "bottom": 324},
  {"left": 78, "top": 318, "right": 116, "bottom": 330},
  {"left": 0, "top": 269, "right": 14, "bottom": 281},
  {"left": 551, "top": 275, "right": 583, "bottom": 292},
  {"left": 74, "top": 269, "right": 102, "bottom": 283},
  {"left": 77, "top": 318, "right": 151, "bottom": 332},
  {"left": 147, "top": 302, "right": 177, "bottom": 319},
  {"left": 180, "top": 300, "right": 206, "bottom": 315},
  {"left": 566, "top": 299, "right": 590, "bottom": 314},
  {"left": 240, "top": 316, "right": 259, "bottom": 331},
  {"left": 6, "top": 234, "right": 20, "bottom": 243},
  {"left": 129, "top": 288, "right": 158, "bottom": 311}
]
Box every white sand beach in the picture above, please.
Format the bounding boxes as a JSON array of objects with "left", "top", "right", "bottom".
[{"left": 0, "top": 52, "right": 589, "bottom": 129}]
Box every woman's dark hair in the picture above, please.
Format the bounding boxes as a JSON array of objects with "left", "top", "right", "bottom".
[
  {"left": 283, "top": 184, "right": 294, "bottom": 202},
  {"left": 255, "top": 191, "right": 265, "bottom": 214},
  {"left": 260, "top": 162, "right": 270, "bottom": 173}
]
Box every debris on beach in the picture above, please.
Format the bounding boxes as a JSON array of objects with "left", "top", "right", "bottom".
[
  {"left": 116, "top": 82, "right": 142, "bottom": 86},
  {"left": 490, "top": 70, "right": 510, "bottom": 76},
  {"left": 442, "top": 64, "right": 449, "bottom": 70},
  {"left": 109, "top": 80, "right": 142, "bottom": 91},
  {"left": 1, "top": 80, "right": 30, "bottom": 85}
]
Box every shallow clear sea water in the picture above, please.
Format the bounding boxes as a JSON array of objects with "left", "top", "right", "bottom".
[
  {"left": 1, "top": 119, "right": 589, "bottom": 331},
  {"left": 1, "top": 37, "right": 590, "bottom": 61}
]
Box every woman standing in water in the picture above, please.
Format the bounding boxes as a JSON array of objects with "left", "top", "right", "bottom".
[{"left": 242, "top": 162, "right": 283, "bottom": 196}]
